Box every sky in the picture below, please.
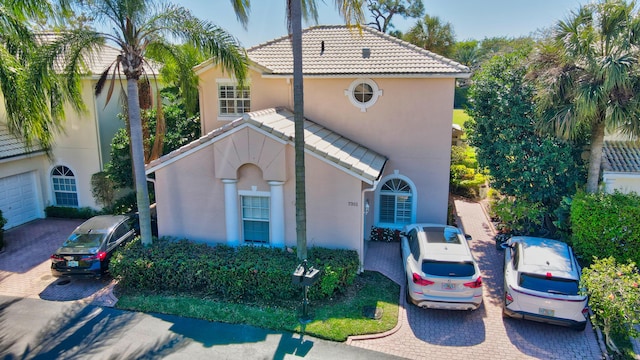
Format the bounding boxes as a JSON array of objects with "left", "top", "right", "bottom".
[{"left": 175, "top": 0, "right": 592, "bottom": 48}]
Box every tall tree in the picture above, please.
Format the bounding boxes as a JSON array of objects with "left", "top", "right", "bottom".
[
  {"left": 404, "top": 14, "right": 455, "bottom": 57},
  {"left": 366, "top": 0, "right": 423, "bottom": 33},
  {"left": 466, "top": 50, "right": 585, "bottom": 211},
  {"left": 0, "top": 0, "right": 84, "bottom": 152},
  {"left": 529, "top": 0, "right": 640, "bottom": 193},
  {"left": 63, "top": 0, "right": 249, "bottom": 245},
  {"left": 232, "top": 1, "right": 363, "bottom": 260}
]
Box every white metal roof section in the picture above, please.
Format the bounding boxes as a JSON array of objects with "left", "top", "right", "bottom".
[
  {"left": 146, "top": 107, "right": 388, "bottom": 183},
  {"left": 0, "top": 123, "right": 45, "bottom": 161},
  {"left": 246, "top": 25, "right": 470, "bottom": 78}
]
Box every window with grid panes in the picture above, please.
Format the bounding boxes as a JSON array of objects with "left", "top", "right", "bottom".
[
  {"left": 218, "top": 84, "right": 250, "bottom": 116},
  {"left": 51, "top": 166, "right": 79, "bottom": 207},
  {"left": 241, "top": 196, "right": 269, "bottom": 244},
  {"left": 379, "top": 178, "right": 412, "bottom": 225}
]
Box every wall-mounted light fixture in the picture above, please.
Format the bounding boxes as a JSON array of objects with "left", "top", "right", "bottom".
[{"left": 364, "top": 199, "right": 370, "bottom": 215}]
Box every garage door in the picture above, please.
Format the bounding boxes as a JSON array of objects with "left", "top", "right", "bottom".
[{"left": 0, "top": 172, "right": 40, "bottom": 229}]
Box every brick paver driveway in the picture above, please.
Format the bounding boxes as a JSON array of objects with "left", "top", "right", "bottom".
[
  {"left": 349, "top": 199, "right": 602, "bottom": 360},
  {"left": 0, "top": 218, "right": 115, "bottom": 303}
]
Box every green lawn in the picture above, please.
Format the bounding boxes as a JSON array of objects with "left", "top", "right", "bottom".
[
  {"left": 115, "top": 271, "right": 399, "bottom": 342},
  {"left": 453, "top": 109, "right": 470, "bottom": 128}
]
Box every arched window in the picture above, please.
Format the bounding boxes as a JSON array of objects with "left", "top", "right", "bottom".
[
  {"left": 378, "top": 177, "right": 414, "bottom": 227},
  {"left": 51, "top": 166, "right": 78, "bottom": 207}
]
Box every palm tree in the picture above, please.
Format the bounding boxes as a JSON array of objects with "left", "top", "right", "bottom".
[
  {"left": 404, "top": 14, "right": 455, "bottom": 57},
  {"left": 0, "top": 0, "right": 84, "bottom": 151},
  {"left": 530, "top": 0, "right": 640, "bottom": 193},
  {"left": 226, "top": 1, "right": 364, "bottom": 260},
  {"left": 62, "top": 0, "right": 250, "bottom": 245}
]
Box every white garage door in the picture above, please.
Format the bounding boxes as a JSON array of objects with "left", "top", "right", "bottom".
[{"left": 0, "top": 172, "right": 40, "bottom": 229}]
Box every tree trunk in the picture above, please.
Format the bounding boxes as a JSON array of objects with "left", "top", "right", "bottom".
[
  {"left": 149, "top": 91, "right": 166, "bottom": 162},
  {"left": 586, "top": 121, "right": 605, "bottom": 193},
  {"left": 127, "top": 79, "right": 153, "bottom": 245},
  {"left": 291, "top": 0, "right": 307, "bottom": 261}
]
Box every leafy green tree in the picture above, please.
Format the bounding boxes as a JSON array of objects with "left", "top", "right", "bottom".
[
  {"left": 529, "top": 0, "right": 640, "bottom": 193},
  {"left": 0, "top": 0, "right": 85, "bottom": 151},
  {"left": 62, "top": 0, "right": 249, "bottom": 245},
  {"left": 366, "top": 0, "right": 424, "bottom": 33},
  {"left": 452, "top": 40, "right": 479, "bottom": 68},
  {"left": 404, "top": 13, "right": 455, "bottom": 57},
  {"left": 466, "top": 50, "right": 586, "bottom": 213},
  {"left": 105, "top": 89, "right": 201, "bottom": 190}
]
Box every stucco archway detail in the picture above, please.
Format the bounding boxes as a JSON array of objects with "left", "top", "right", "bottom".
[{"left": 213, "top": 127, "right": 287, "bottom": 181}]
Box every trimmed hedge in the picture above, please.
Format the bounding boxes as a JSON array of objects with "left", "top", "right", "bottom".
[
  {"left": 110, "top": 238, "right": 359, "bottom": 302},
  {"left": 45, "top": 206, "right": 99, "bottom": 219},
  {"left": 571, "top": 191, "right": 640, "bottom": 266}
]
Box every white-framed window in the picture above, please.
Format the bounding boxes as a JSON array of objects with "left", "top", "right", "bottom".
[
  {"left": 241, "top": 195, "right": 270, "bottom": 244},
  {"left": 344, "top": 78, "right": 382, "bottom": 112},
  {"left": 218, "top": 82, "right": 250, "bottom": 118},
  {"left": 51, "top": 165, "right": 78, "bottom": 207},
  {"left": 377, "top": 177, "right": 415, "bottom": 227}
]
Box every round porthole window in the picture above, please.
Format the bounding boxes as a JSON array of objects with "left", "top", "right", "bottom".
[{"left": 345, "top": 79, "right": 382, "bottom": 112}]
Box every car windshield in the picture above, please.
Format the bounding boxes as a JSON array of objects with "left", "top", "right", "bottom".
[
  {"left": 519, "top": 273, "right": 580, "bottom": 295},
  {"left": 62, "top": 232, "right": 105, "bottom": 248},
  {"left": 422, "top": 260, "right": 475, "bottom": 277}
]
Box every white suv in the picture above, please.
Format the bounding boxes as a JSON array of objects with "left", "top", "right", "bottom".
[
  {"left": 502, "top": 236, "right": 588, "bottom": 330},
  {"left": 401, "top": 224, "right": 483, "bottom": 310}
]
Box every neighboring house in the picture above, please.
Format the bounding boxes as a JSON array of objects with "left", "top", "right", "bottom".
[
  {"left": 0, "top": 43, "right": 144, "bottom": 229},
  {"left": 602, "top": 139, "right": 640, "bottom": 194},
  {"left": 146, "top": 25, "right": 470, "bottom": 264}
]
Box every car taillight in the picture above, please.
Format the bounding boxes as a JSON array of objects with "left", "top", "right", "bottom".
[
  {"left": 464, "top": 277, "right": 483, "bottom": 288},
  {"left": 582, "top": 307, "right": 589, "bottom": 319},
  {"left": 412, "top": 273, "right": 435, "bottom": 286},
  {"left": 505, "top": 291, "right": 514, "bottom": 305},
  {"left": 83, "top": 252, "right": 107, "bottom": 262},
  {"left": 50, "top": 254, "right": 65, "bottom": 263}
]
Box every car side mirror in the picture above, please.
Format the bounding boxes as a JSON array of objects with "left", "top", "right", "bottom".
[
  {"left": 464, "top": 234, "right": 472, "bottom": 241},
  {"left": 500, "top": 242, "right": 513, "bottom": 250}
]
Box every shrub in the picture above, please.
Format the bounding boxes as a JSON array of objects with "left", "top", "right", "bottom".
[
  {"left": 489, "top": 196, "right": 545, "bottom": 236},
  {"left": 91, "top": 172, "right": 117, "bottom": 208},
  {"left": 110, "top": 238, "right": 359, "bottom": 303},
  {"left": 571, "top": 191, "right": 640, "bottom": 266},
  {"left": 45, "top": 206, "right": 99, "bottom": 219},
  {"left": 450, "top": 145, "right": 487, "bottom": 199},
  {"left": 581, "top": 257, "right": 640, "bottom": 355}
]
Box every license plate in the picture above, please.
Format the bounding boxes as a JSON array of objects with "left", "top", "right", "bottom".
[
  {"left": 67, "top": 260, "right": 79, "bottom": 267},
  {"left": 442, "top": 283, "right": 456, "bottom": 290},
  {"left": 539, "top": 308, "right": 555, "bottom": 317}
]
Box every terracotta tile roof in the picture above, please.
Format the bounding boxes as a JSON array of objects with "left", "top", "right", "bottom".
[
  {"left": 0, "top": 124, "right": 45, "bottom": 161},
  {"left": 146, "top": 107, "right": 388, "bottom": 183},
  {"left": 37, "top": 32, "right": 160, "bottom": 76},
  {"left": 245, "top": 25, "right": 470, "bottom": 77},
  {"left": 603, "top": 140, "right": 640, "bottom": 173}
]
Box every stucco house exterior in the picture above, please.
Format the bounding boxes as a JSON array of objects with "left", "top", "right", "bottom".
[
  {"left": 0, "top": 44, "right": 138, "bottom": 229},
  {"left": 145, "top": 25, "right": 470, "bottom": 264}
]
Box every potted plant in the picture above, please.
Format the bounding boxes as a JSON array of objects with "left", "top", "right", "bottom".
[{"left": 0, "top": 210, "right": 6, "bottom": 252}]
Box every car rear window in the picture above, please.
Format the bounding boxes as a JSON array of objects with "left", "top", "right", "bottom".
[
  {"left": 422, "top": 260, "right": 475, "bottom": 277},
  {"left": 422, "top": 227, "right": 461, "bottom": 244},
  {"left": 62, "top": 233, "right": 105, "bottom": 248},
  {"left": 518, "top": 273, "right": 580, "bottom": 295}
]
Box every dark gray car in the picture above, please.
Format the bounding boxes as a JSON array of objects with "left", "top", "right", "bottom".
[{"left": 51, "top": 215, "right": 136, "bottom": 278}]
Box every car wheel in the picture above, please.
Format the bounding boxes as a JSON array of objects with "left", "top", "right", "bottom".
[
  {"left": 405, "top": 277, "right": 413, "bottom": 306},
  {"left": 502, "top": 294, "right": 510, "bottom": 318}
]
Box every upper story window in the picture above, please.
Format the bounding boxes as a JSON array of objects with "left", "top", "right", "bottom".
[
  {"left": 218, "top": 82, "right": 250, "bottom": 118},
  {"left": 51, "top": 165, "right": 78, "bottom": 207},
  {"left": 344, "top": 78, "right": 382, "bottom": 112}
]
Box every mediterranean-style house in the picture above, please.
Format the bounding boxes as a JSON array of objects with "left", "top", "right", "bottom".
[
  {"left": 145, "top": 25, "right": 470, "bottom": 265},
  {"left": 0, "top": 43, "right": 143, "bottom": 229}
]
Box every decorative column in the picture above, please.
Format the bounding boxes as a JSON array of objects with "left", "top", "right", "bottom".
[
  {"left": 222, "top": 179, "right": 239, "bottom": 246},
  {"left": 268, "top": 181, "right": 285, "bottom": 248}
]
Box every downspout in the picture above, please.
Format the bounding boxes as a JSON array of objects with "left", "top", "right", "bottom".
[{"left": 360, "top": 180, "right": 379, "bottom": 272}]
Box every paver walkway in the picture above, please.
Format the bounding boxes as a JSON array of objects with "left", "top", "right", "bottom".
[{"left": 349, "top": 198, "right": 603, "bottom": 360}]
